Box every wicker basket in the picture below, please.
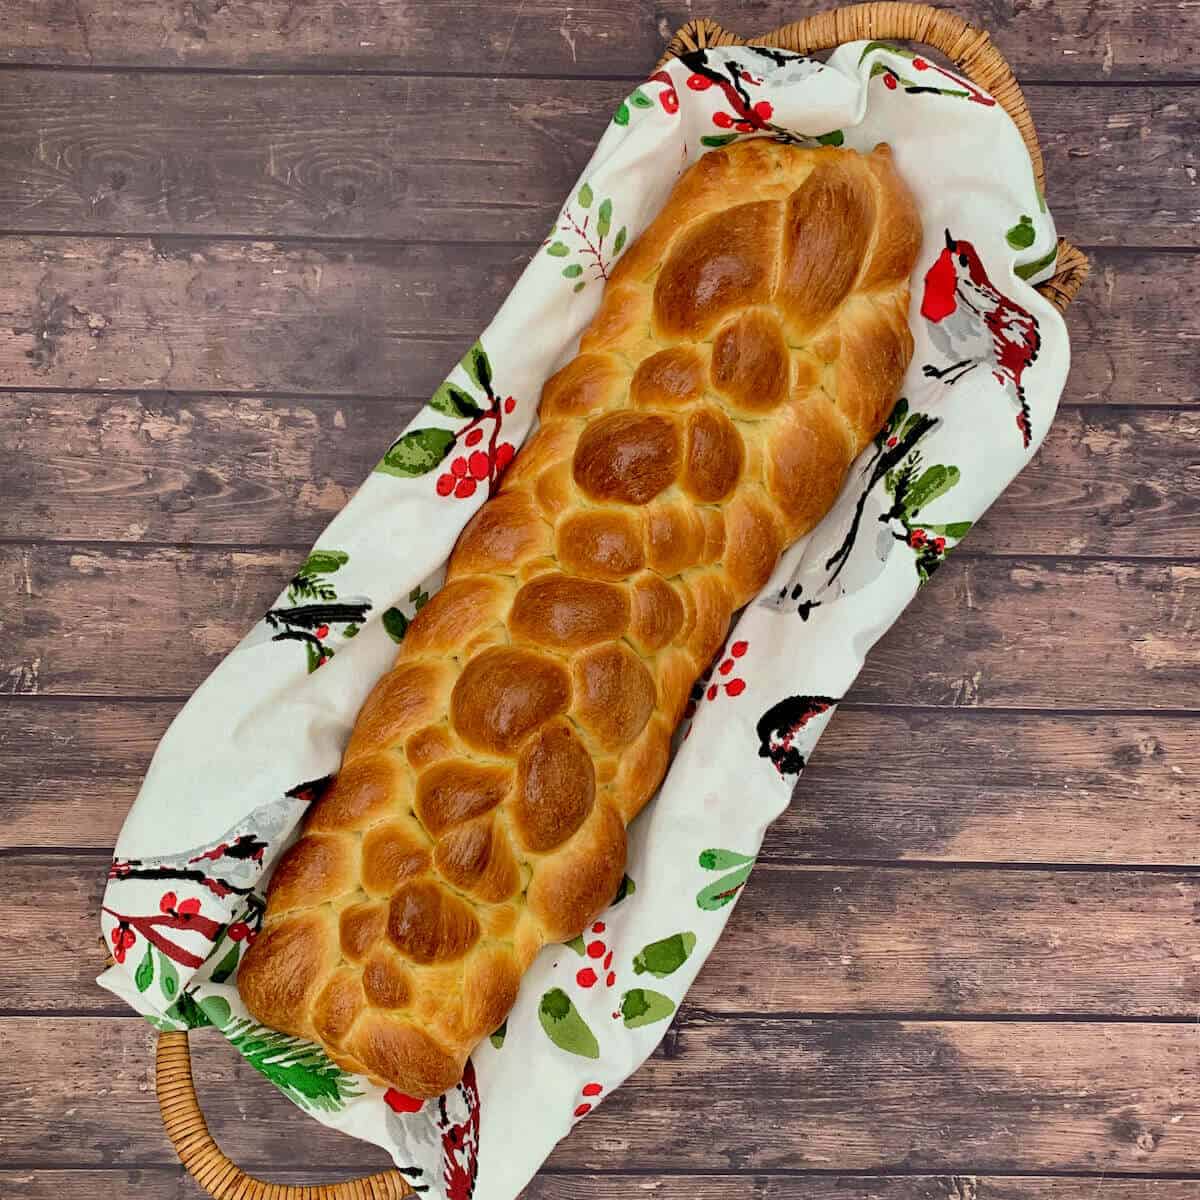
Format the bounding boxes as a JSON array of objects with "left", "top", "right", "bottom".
[{"left": 153, "top": 7, "right": 1089, "bottom": 1198}]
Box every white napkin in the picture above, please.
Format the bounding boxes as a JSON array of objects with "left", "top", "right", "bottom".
[{"left": 98, "top": 40, "right": 1069, "bottom": 1200}]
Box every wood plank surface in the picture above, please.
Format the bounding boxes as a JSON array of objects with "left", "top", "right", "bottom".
[
  {"left": 3, "top": 546, "right": 1197, "bottom": 706},
  {"left": 6, "top": 703, "right": 1196, "bottom": 865},
  {"left": 9, "top": 853, "right": 1198, "bottom": 1016},
  {"left": 4, "top": 1016, "right": 1198, "bottom": 1172},
  {"left": 0, "top": 0, "right": 1195, "bottom": 81},
  {"left": 0, "top": 72, "right": 1194, "bottom": 247},
  {"left": 4, "top": 395, "right": 1196, "bottom": 556},
  {"left": 5, "top": 1174, "right": 1199, "bottom": 1200},
  {"left": 0, "top": 238, "right": 1193, "bottom": 405}
]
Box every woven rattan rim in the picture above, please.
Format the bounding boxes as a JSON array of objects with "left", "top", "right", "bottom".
[{"left": 156, "top": 8, "right": 1088, "bottom": 1198}]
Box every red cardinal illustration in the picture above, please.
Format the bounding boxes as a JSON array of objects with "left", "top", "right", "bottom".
[{"left": 920, "top": 230, "right": 1041, "bottom": 448}]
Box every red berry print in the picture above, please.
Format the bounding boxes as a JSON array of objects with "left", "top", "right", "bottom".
[
  {"left": 160, "top": 892, "right": 177, "bottom": 914},
  {"left": 576, "top": 967, "right": 598, "bottom": 988},
  {"left": 465, "top": 428, "right": 483, "bottom": 447},
  {"left": 731, "top": 641, "right": 748, "bottom": 657},
  {"left": 718, "top": 658, "right": 734, "bottom": 676},
  {"left": 574, "top": 1103, "right": 592, "bottom": 1118},
  {"left": 111, "top": 926, "right": 123, "bottom": 946},
  {"left": 913, "top": 57, "right": 929, "bottom": 70},
  {"left": 712, "top": 111, "right": 734, "bottom": 129},
  {"left": 606, "top": 971, "right": 616, "bottom": 987},
  {"left": 495, "top": 442, "right": 515, "bottom": 471},
  {"left": 934, "top": 537, "right": 947, "bottom": 552},
  {"left": 725, "top": 678, "right": 746, "bottom": 698},
  {"left": 454, "top": 477, "right": 477, "bottom": 499},
  {"left": 245, "top": 929, "right": 257, "bottom": 945},
  {"left": 734, "top": 120, "right": 755, "bottom": 133},
  {"left": 582, "top": 1083, "right": 603, "bottom": 1097},
  {"left": 887, "top": 436, "right": 898, "bottom": 448},
  {"left": 504, "top": 396, "right": 516, "bottom": 414},
  {"left": 450, "top": 456, "right": 467, "bottom": 477},
  {"left": 884, "top": 73, "right": 898, "bottom": 90},
  {"left": 660, "top": 88, "right": 679, "bottom": 114},
  {"left": 177, "top": 897, "right": 201, "bottom": 917},
  {"left": 706, "top": 683, "right": 718, "bottom": 701},
  {"left": 687, "top": 73, "right": 713, "bottom": 91},
  {"left": 753, "top": 100, "right": 773, "bottom": 120},
  {"left": 909, "top": 529, "right": 926, "bottom": 548},
  {"left": 592, "top": 922, "right": 605, "bottom": 934},
  {"left": 228, "top": 922, "right": 250, "bottom": 942},
  {"left": 436, "top": 473, "right": 455, "bottom": 496},
  {"left": 315, "top": 624, "right": 329, "bottom": 640},
  {"left": 587, "top": 940, "right": 605, "bottom": 959},
  {"left": 384, "top": 1088, "right": 425, "bottom": 1114},
  {"left": 468, "top": 450, "right": 490, "bottom": 480}
]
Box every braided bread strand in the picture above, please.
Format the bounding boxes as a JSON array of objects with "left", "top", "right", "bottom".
[{"left": 239, "top": 139, "right": 920, "bottom": 1097}]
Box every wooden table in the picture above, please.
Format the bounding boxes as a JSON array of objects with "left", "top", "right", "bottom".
[{"left": 1, "top": 3, "right": 1197, "bottom": 1198}]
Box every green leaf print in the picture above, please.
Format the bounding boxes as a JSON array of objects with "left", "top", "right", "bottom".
[
  {"left": 382, "top": 607, "right": 410, "bottom": 643},
  {"left": 1015, "top": 243, "right": 1058, "bottom": 281},
  {"left": 698, "top": 848, "right": 754, "bottom": 871},
  {"left": 157, "top": 951, "right": 179, "bottom": 1000},
  {"left": 903, "top": 465, "right": 961, "bottom": 518},
  {"left": 629, "top": 89, "right": 654, "bottom": 109},
  {"left": 538, "top": 987, "right": 600, "bottom": 1059},
  {"left": 134, "top": 944, "right": 154, "bottom": 993},
  {"left": 926, "top": 520, "right": 974, "bottom": 540},
  {"left": 490, "top": 1020, "right": 507, "bottom": 1049},
  {"left": 377, "top": 426, "right": 456, "bottom": 478},
  {"left": 578, "top": 182, "right": 594, "bottom": 209},
  {"left": 565, "top": 934, "right": 586, "bottom": 955},
  {"left": 620, "top": 988, "right": 675, "bottom": 1029},
  {"left": 613, "top": 102, "right": 630, "bottom": 126},
  {"left": 858, "top": 40, "right": 914, "bottom": 63},
  {"left": 697, "top": 863, "right": 754, "bottom": 910},
  {"left": 611, "top": 873, "right": 636, "bottom": 905},
  {"left": 597, "top": 198, "right": 612, "bottom": 238},
  {"left": 224, "top": 1017, "right": 362, "bottom": 1112},
  {"left": 547, "top": 241, "right": 570, "bottom": 256},
  {"left": 563, "top": 264, "right": 584, "bottom": 278},
  {"left": 165, "top": 989, "right": 209, "bottom": 1029},
  {"left": 633, "top": 932, "right": 697, "bottom": 978},
  {"left": 1006, "top": 215, "right": 1036, "bottom": 250},
  {"left": 210, "top": 942, "right": 242, "bottom": 984},
  {"left": 613, "top": 227, "right": 627, "bottom": 254},
  {"left": 701, "top": 133, "right": 740, "bottom": 148},
  {"left": 816, "top": 130, "right": 845, "bottom": 146},
  {"left": 463, "top": 340, "right": 493, "bottom": 393},
  {"left": 429, "top": 381, "right": 484, "bottom": 420},
  {"left": 299, "top": 549, "right": 349, "bottom": 576}
]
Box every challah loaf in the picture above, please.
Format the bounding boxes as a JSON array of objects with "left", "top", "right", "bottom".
[{"left": 239, "top": 138, "right": 920, "bottom": 1097}]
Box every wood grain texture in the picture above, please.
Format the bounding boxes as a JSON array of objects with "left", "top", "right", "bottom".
[
  {"left": 4, "top": 546, "right": 1197, "bottom": 705},
  {"left": 5, "top": 397, "right": 1197, "bottom": 556},
  {"left": 9, "top": 853, "right": 1199, "bottom": 1016},
  {"left": 0, "top": 0, "right": 1195, "bottom": 80},
  {"left": 4, "top": 1175, "right": 1199, "bottom": 1200},
  {"left": 6, "top": 703, "right": 1196, "bottom": 864},
  {"left": 0, "top": 239, "right": 1193, "bottom": 404},
  {"left": 0, "top": 71, "right": 1194, "bottom": 245},
  {"left": 4, "top": 1016, "right": 1198, "bottom": 1171}
]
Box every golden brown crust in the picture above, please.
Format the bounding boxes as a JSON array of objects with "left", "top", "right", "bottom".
[{"left": 241, "top": 139, "right": 919, "bottom": 1097}]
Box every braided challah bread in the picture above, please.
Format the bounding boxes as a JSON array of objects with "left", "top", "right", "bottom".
[{"left": 239, "top": 138, "right": 920, "bottom": 1096}]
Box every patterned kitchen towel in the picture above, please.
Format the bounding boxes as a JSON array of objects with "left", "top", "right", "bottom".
[{"left": 98, "top": 39, "right": 1069, "bottom": 1200}]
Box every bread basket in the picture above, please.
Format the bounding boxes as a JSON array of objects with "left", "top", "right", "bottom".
[{"left": 149, "top": 5, "right": 1089, "bottom": 1197}]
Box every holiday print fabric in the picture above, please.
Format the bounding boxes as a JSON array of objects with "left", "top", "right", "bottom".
[{"left": 98, "top": 41, "right": 1070, "bottom": 1200}]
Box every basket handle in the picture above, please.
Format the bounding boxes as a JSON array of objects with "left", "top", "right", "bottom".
[
  {"left": 660, "top": 2, "right": 1090, "bottom": 311},
  {"left": 156, "top": 1030, "right": 413, "bottom": 1199}
]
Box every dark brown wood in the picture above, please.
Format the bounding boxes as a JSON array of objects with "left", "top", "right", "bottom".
[
  {"left": 8, "top": 853, "right": 1198, "bottom": 1016},
  {"left": 3, "top": 546, "right": 1197, "bottom": 705},
  {"left": 0, "top": 0, "right": 1195, "bottom": 80},
  {"left": 0, "top": 239, "right": 1191, "bottom": 404},
  {"left": 4, "top": 397, "right": 1197, "bottom": 557},
  {"left": 0, "top": 72, "right": 1193, "bottom": 245},
  {"left": 5, "top": 1016, "right": 1199, "bottom": 1171},
  {"left": 6, "top": 703, "right": 1196, "bottom": 865},
  {"left": 4, "top": 1173, "right": 1198, "bottom": 1200}
]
